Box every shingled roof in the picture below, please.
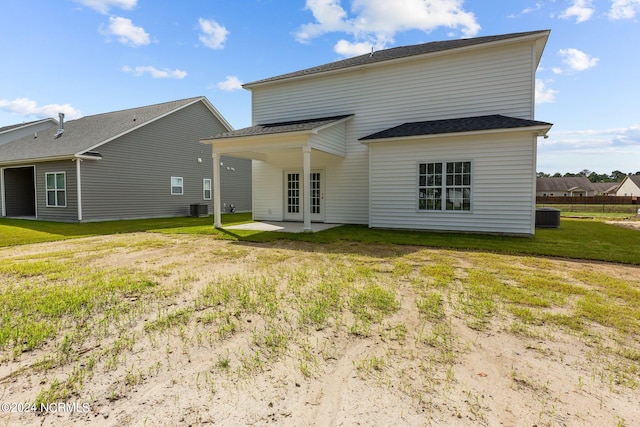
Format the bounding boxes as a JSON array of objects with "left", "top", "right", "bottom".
[
  {"left": 359, "top": 115, "right": 552, "bottom": 141},
  {"left": 0, "top": 97, "right": 218, "bottom": 164},
  {"left": 209, "top": 115, "right": 353, "bottom": 139},
  {"left": 536, "top": 177, "right": 594, "bottom": 192},
  {"left": 245, "top": 30, "right": 549, "bottom": 87}
]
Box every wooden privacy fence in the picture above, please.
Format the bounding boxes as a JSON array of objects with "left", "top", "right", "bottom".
[{"left": 536, "top": 196, "right": 636, "bottom": 204}]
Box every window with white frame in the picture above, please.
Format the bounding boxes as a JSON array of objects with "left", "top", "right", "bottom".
[
  {"left": 203, "top": 178, "right": 212, "bottom": 200},
  {"left": 418, "top": 161, "right": 471, "bottom": 211},
  {"left": 45, "top": 172, "right": 66, "bottom": 207},
  {"left": 171, "top": 177, "right": 183, "bottom": 195}
]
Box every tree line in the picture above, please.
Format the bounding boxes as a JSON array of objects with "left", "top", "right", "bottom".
[{"left": 536, "top": 169, "right": 639, "bottom": 183}]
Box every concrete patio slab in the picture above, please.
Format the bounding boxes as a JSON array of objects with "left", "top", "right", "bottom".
[{"left": 224, "top": 221, "right": 343, "bottom": 233}]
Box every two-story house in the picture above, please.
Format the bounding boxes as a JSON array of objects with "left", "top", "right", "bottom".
[{"left": 202, "top": 30, "right": 552, "bottom": 235}]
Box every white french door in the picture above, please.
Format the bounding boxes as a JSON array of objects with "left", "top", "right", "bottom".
[{"left": 284, "top": 170, "right": 324, "bottom": 222}]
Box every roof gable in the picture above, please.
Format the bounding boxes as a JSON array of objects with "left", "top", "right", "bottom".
[
  {"left": 245, "top": 30, "right": 549, "bottom": 88},
  {"left": 0, "top": 97, "right": 227, "bottom": 164}
]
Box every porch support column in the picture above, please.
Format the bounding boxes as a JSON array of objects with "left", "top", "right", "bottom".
[
  {"left": 302, "top": 146, "right": 312, "bottom": 233},
  {"left": 213, "top": 151, "right": 222, "bottom": 228}
]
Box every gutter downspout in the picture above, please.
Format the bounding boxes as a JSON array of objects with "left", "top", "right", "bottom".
[
  {"left": 0, "top": 167, "right": 5, "bottom": 217},
  {"left": 75, "top": 158, "right": 83, "bottom": 221}
]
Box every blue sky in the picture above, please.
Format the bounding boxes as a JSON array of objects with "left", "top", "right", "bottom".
[{"left": 1, "top": 0, "right": 639, "bottom": 175}]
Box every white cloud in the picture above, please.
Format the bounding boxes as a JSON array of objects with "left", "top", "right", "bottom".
[
  {"left": 522, "top": 2, "right": 544, "bottom": 14},
  {"left": 609, "top": 0, "right": 640, "bottom": 19},
  {"left": 535, "top": 79, "right": 557, "bottom": 104},
  {"left": 198, "top": 18, "right": 229, "bottom": 50},
  {"left": 122, "top": 66, "right": 187, "bottom": 79},
  {"left": 296, "top": 0, "right": 481, "bottom": 56},
  {"left": 102, "top": 16, "right": 150, "bottom": 47},
  {"left": 538, "top": 125, "right": 640, "bottom": 173},
  {"left": 216, "top": 76, "right": 243, "bottom": 91},
  {"left": 0, "top": 98, "right": 82, "bottom": 120},
  {"left": 334, "top": 39, "right": 380, "bottom": 56},
  {"left": 556, "top": 48, "right": 599, "bottom": 73},
  {"left": 560, "top": 0, "right": 595, "bottom": 23},
  {"left": 73, "top": 0, "right": 137, "bottom": 14}
]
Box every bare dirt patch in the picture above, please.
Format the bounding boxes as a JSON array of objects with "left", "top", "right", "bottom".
[{"left": 1, "top": 233, "right": 639, "bottom": 426}]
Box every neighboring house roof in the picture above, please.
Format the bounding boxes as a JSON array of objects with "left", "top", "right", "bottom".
[
  {"left": 0, "top": 118, "right": 57, "bottom": 135},
  {"left": 590, "top": 182, "right": 619, "bottom": 194},
  {"left": 210, "top": 115, "right": 353, "bottom": 139},
  {"left": 0, "top": 97, "right": 231, "bottom": 165},
  {"left": 536, "top": 177, "right": 593, "bottom": 193},
  {"left": 245, "top": 30, "right": 550, "bottom": 87},
  {"left": 359, "top": 115, "right": 552, "bottom": 141}
]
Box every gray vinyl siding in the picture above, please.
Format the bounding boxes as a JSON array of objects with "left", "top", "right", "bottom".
[
  {"left": 250, "top": 41, "right": 536, "bottom": 225},
  {"left": 80, "top": 101, "right": 250, "bottom": 221},
  {"left": 218, "top": 155, "right": 252, "bottom": 212},
  {"left": 35, "top": 161, "right": 78, "bottom": 222},
  {"left": 369, "top": 132, "right": 537, "bottom": 235}
]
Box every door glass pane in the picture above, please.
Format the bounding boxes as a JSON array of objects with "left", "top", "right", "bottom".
[
  {"left": 287, "top": 173, "right": 299, "bottom": 213},
  {"left": 311, "top": 172, "right": 321, "bottom": 214}
]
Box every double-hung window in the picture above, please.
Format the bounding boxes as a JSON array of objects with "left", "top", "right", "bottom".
[
  {"left": 418, "top": 161, "right": 471, "bottom": 211},
  {"left": 45, "top": 172, "right": 66, "bottom": 207},
  {"left": 171, "top": 177, "right": 184, "bottom": 195},
  {"left": 203, "top": 179, "right": 212, "bottom": 200}
]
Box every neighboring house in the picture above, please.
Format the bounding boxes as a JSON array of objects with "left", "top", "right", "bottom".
[
  {"left": 0, "top": 118, "right": 58, "bottom": 146},
  {"left": 202, "top": 30, "right": 552, "bottom": 236},
  {"left": 0, "top": 97, "right": 251, "bottom": 221},
  {"left": 616, "top": 175, "right": 640, "bottom": 197},
  {"left": 536, "top": 177, "right": 598, "bottom": 197},
  {"left": 590, "top": 182, "right": 619, "bottom": 196}
]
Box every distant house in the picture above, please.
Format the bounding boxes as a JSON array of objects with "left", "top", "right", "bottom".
[
  {"left": 616, "top": 175, "right": 640, "bottom": 197},
  {"left": 0, "top": 97, "right": 251, "bottom": 221},
  {"left": 536, "top": 177, "right": 597, "bottom": 197},
  {"left": 203, "top": 30, "right": 552, "bottom": 236},
  {"left": 0, "top": 118, "right": 58, "bottom": 146},
  {"left": 590, "top": 182, "right": 619, "bottom": 196}
]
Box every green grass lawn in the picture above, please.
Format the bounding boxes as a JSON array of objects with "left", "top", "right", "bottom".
[
  {"left": 1, "top": 213, "right": 639, "bottom": 265},
  {"left": 537, "top": 203, "right": 639, "bottom": 219}
]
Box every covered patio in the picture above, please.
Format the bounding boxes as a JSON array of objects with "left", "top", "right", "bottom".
[
  {"left": 201, "top": 115, "right": 353, "bottom": 233},
  {"left": 224, "top": 221, "right": 342, "bottom": 233}
]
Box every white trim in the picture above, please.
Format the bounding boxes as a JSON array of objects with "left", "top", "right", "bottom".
[
  {"left": 0, "top": 154, "right": 100, "bottom": 166},
  {"left": 75, "top": 159, "right": 83, "bottom": 221},
  {"left": 170, "top": 176, "right": 184, "bottom": 195},
  {"left": 45, "top": 171, "right": 67, "bottom": 208},
  {"left": 203, "top": 178, "right": 212, "bottom": 200},
  {"left": 310, "top": 115, "right": 354, "bottom": 134}
]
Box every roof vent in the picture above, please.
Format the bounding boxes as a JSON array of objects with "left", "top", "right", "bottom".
[{"left": 54, "top": 113, "right": 65, "bottom": 139}]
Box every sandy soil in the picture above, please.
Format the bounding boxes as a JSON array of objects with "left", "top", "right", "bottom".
[{"left": 1, "top": 234, "right": 639, "bottom": 427}]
